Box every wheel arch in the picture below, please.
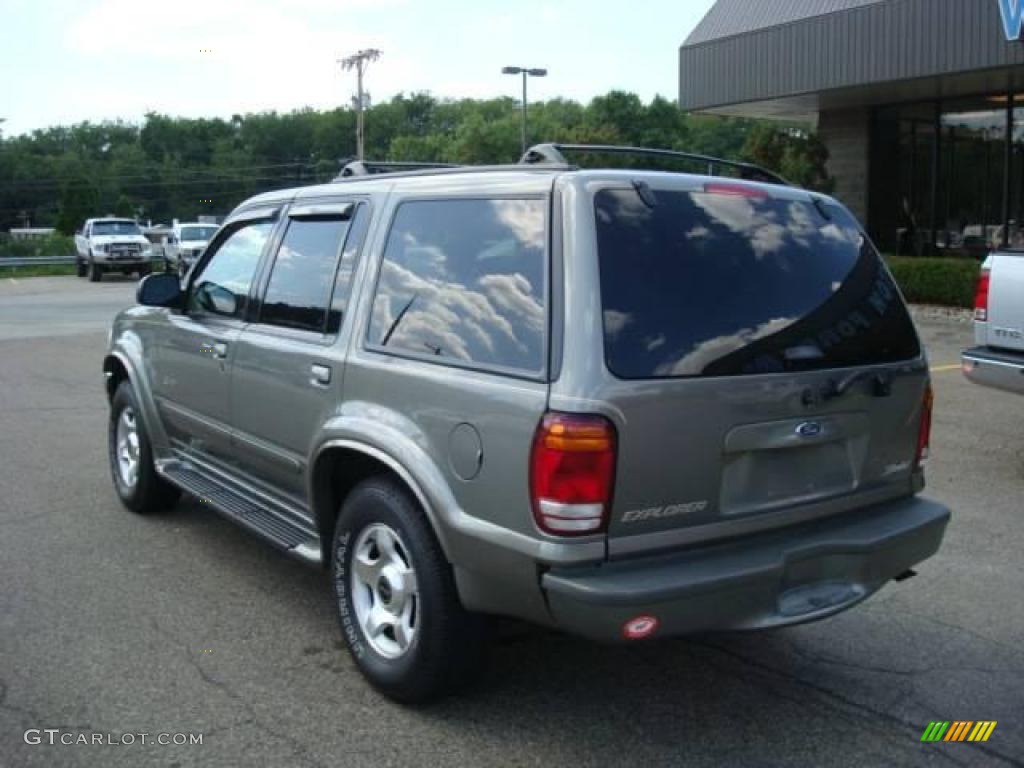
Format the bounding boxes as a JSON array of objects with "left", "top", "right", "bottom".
[
  {"left": 310, "top": 439, "right": 453, "bottom": 569},
  {"left": 102, "top": 346, "right": 171, "bottom": 460},
  {"left": 103, "top": 353, "right": 131, "bottom": 402}
]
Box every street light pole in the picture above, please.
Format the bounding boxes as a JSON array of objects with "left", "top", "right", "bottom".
[
  {"left": 339, "top": 49, "right": 382, "bottom": 161},
  {"left": 502, "top": 66, "right": 548, "bottom": 155}
]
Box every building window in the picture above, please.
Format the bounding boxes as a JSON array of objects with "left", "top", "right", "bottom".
[
  {"left": 937, "top": 97, "right": 1007, "bottom": 258},
  {"left": 872, "top": 94, "right": 1024, "bottom": 258},
  {"left": 1011, "top": 98, "right": 1024, "bottom": 250}
]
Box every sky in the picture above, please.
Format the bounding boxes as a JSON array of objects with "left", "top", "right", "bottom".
[{"left": 0, "top": 0, "right": 716, "bottom": 137}]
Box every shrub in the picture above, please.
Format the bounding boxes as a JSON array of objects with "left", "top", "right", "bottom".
[
  {"left": 885, "top": 256, "right": 980, "bottom": 309},
  {"left": 0, "top": 232, "right": 76, "bottom": 257}
]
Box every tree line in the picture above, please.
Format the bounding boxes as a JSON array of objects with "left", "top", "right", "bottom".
[{"left": 0, "top": 91, "right": 833, "bottom": 234}]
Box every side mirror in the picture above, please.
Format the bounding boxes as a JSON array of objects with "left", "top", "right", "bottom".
[{"left": 137, "top": 273, "right": 183, "bottom": 309}]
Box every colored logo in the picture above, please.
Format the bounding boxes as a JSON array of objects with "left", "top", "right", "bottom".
[
  {"left": 796, "top": 421, "right": 823, "bottom": 438},
  {"left": 921, "top": 721, "right": 997, "bottom": 743},
  {"left": 997, "top": 0, "right": 1024, "bottom": 41}
]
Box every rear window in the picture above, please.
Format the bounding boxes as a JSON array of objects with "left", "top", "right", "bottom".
[{"left": 594, "top": 186, "right": 920, "bottom": 379}]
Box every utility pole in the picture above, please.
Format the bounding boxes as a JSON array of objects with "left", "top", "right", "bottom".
[{"left": 339, "top": 49, "right": 382, "bottom": 161}]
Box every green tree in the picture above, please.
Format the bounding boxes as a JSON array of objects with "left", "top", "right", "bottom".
[{"left": 741, "top": 123, "right": 834, "bottom": 192}]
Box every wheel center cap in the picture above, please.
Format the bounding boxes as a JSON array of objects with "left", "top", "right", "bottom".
[{"left": 377, "top": 576, "right": 394, "bottom": 605}]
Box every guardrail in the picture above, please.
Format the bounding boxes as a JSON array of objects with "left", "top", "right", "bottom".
[{"left": 0, "top": 256, "right": 77, "bottom": 267}]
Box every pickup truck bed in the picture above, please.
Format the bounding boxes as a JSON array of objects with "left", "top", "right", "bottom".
[{"left": 964, "top": 250, "right": 1024, "bottom": 395}]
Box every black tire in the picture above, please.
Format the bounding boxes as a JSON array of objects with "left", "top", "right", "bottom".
[
  {"left": 76, "top": 258, "right": 86, "bottom": 277},
  {"left": 88, "top": 258, "right": 102, "bottom": 282},
  {"left": 332, "top": 477, "right": 487, "bottom": 704},
  {"left": 108, "top": 380, "right": 179, "bottom": 514}
]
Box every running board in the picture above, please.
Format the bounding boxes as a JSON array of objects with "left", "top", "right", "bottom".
[{"left": 160, "top": 461, "right": 322, "bottom": 567}]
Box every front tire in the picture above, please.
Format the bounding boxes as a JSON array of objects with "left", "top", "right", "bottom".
[
  {"left": 332, "top": 477, "right": 487, "bottom": 704},
  {"left": 88, "top": 258, "right": 102, "bottom": 282},
  {"left": 108, "top": 381, "right": 179, "bottom": 514}
]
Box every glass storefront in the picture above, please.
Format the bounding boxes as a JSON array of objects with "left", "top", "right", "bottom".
[{"left": 871, "top": 94, "right": 1024, "bottom": 257}]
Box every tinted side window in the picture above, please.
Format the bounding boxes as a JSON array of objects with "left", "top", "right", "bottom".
[
  {"left": 189, "top": 221, "right": 273, "bottom": 319},
  {"left": 595, "top": 188, "right": 921, "bottom": 379},
  {"left": 327, "top": 205, "right": 369, "bottom": 334},
  {"left": 368, "top": 199, "right": 547, "bottom": 373},
  {"left": 261, "top": 216, "right": 351, "bottom": 333}
]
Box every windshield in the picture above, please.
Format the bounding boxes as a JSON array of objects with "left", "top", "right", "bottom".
[
  {"left": 92, "top": 221, "right": 141, "bottom": 236},
  {"left": 180, "top": 226, "right": 218, "bottom": 241},
  {"left": 594, "top": 187, "right": 921, "bottom": 379}
]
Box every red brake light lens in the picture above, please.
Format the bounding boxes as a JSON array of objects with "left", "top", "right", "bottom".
[
  {"left": 702, "top": 182, "right": 768, "bottom": 199},
  {"left": 530, "top": 413, "right": 616, "bottom": 536},
  {"left": 974, "top": 269, "right": 991, "bottom": 322},
  {"left": 915, "top": 384, "right": 934, "bottom": 468}
]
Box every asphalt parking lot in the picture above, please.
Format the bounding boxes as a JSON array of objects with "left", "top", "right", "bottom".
[{"left": 1, "top": 276, "right": 1022, "bottom": 768}]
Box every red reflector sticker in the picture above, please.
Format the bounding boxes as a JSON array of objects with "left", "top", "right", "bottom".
[{"left": 622, "top": 615, "right": 659, "bottom": 640}]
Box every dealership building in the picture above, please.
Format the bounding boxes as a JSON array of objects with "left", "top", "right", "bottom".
[{"left": 680, "top": 0, "right": 1024, "bottom": 255}]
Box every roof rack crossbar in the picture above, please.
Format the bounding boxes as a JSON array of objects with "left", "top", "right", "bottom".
[
  {"left": 329, "top": 163, "right": 570, "bottom": 183},
  {"left": 335, "top": 160, "right": 462, "bottom": 180},
  {"left": 519, "top": 143, "right": 788, "bottom": 186}
]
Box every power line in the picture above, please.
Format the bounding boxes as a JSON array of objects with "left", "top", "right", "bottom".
[
  {"left": 0, "top": 171, "right": 333, "bottom": 194},
  {"left": 0, "top": 161, "right": 327, "bottom": 190}
]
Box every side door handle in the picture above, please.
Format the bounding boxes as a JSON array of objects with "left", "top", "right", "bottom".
[
  {"left": 311, "top": 364, "right": 332, "bottom": 386},
  {"left": 211, "top": 341, "right": 228, "bottom": 359}
]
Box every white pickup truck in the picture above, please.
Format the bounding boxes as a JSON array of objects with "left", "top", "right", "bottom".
[
  {"left": 75, "top": 218, "right": 154, "bottom": 282},
  {"left": 163, "top": 221, "right": 218, "bottom": 277},
  {"left": 963, "top": 251, "right": 1024, "bottom": 395}
]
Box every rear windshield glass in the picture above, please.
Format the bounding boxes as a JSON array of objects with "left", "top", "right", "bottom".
[{"left": 594, "top": 187, "right": 920, "bottom": 379}]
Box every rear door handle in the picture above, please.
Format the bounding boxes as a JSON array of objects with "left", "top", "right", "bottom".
[
  {"left": 210, "top": 342, "right": 228, "bottom": 359},
  {"left": 311, "top": 364, "right": 332, "bottom": 386}
]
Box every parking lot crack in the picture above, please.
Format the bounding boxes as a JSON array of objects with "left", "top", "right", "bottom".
[
  {"left": 694, "top": 640, "right": 1022, "bottom": 768},
  {"left": 148, "top": 618, "right": 328, "bottom": 768}
]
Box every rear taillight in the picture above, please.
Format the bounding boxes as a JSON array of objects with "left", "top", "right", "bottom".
[
  {"left": 530, "top": 412, "right": 616, "bottom": 536},
  {"left": 974, "top": 268, "right": 991, "bottom": 321},
  {"left": 915, "top": 384, "right": 934, "bottom": 468}
]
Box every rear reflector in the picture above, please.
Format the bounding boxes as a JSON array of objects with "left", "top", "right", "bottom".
[
  {"left": 974, "top": 268, "right": 991, "bottom": 322},
  {"left": 915, "top": 384, "right": 934, "bottom": 468},
  {"left": 530, "top": 413, "right": 616, "bottom": 536},
  {"left": 702, "top": 182, "right": 768, "bottom": 199},
  {"left": 622, "top": 615, "right": 660, "bottom": 640}
]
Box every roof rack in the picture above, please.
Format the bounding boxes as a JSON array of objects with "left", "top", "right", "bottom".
[
  {"left": 519, "top": 143, "right": 789, "bottom": 186},
  {"left": 335, "top": 160, "right": 461, "bottom": 180}
]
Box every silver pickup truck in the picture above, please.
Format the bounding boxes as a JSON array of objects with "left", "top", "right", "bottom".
[{"left": 963, "top": 251, "right": 1024, "bottom": 394}]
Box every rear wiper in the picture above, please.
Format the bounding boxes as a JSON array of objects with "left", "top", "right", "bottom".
[
  {"left": 632, "top": 180, "right": 658, "bottom": 209},
  {"left": 380, "top": 293, "right": 418, "bottom": 347}
]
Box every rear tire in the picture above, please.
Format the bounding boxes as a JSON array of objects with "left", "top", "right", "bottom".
[
  {"left": 108, "top": 381, "right": 179, "bottom": 514},
  {"left": 332, "top": 477, "right": 487, "bottom": 704},
  {"left": 76, "top": 259, "right": 86, "bottom": 277}
]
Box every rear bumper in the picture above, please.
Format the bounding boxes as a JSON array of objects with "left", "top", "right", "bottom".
[
  {"left": 963, "top": 346, "right": 1024, "bottom": 395},
  {"left": 541, "top": 495, "right": 950, "bottom": 641}
]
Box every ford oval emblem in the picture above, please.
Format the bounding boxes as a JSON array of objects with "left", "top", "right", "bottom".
[{"left": 796, "top": 421, "right": 823, "bottom": 438}]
